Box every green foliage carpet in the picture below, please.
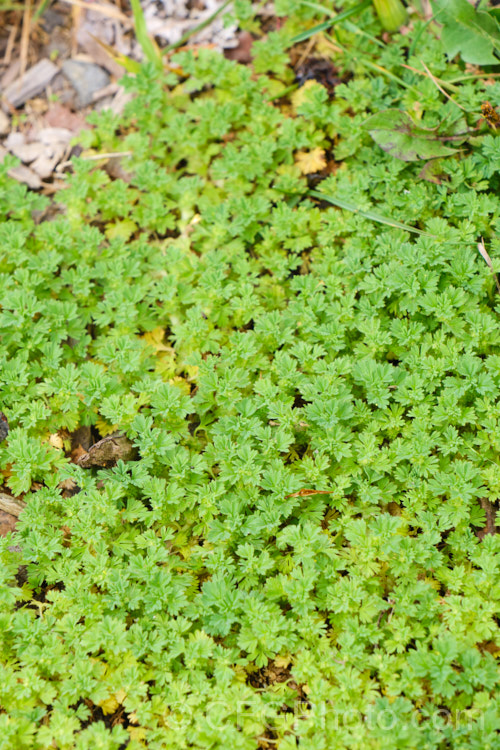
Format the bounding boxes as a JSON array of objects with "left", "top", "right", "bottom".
[{"left": 1, "top": 2, "right": 500, "bottom": 748}]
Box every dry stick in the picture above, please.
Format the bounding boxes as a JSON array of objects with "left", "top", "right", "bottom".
[
  {"left": 162, "top": 0, "right": 232, "bottom": 54},
  {"left": 477, "top": 238, "right": 500, "bottom": 294},
  {"left": 71, "top": 5, "right": 82, "bottom": 59},
  {"left": 19, "top": 0, "right": 32, "bottom": 80},
  {"left": 401, "top": 62, "right": 459, "bottom": 92},
  {"left": 56, "top": 151, "right": 134, "bottom": 171},
  {"left": 479, "top": 498, "right": 497, "bottom": 536},
  {"left": 294, "top": 36, "right": 316, "bottom": 71},
  {"left": 285, "top": 489, "right": 334, "bottom": 498},
  {"left": 58, "top": 0, "right": 132, "bottom": 26},
  {"left": 420, "top": 59, "right": 467, "bottom": 112},
  {"left": 3, "top": 21, "right": 19, "bottom": 66}
]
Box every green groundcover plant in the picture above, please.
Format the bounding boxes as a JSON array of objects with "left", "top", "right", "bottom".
[{"left": 1, "top": 1, "right": 500, "bottom": 748}]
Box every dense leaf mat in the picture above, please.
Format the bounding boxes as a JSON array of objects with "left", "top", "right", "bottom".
[{"left": 2, "top": 16, "right": 500, "bottom": 749}]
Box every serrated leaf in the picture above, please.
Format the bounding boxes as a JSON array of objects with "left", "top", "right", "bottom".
[{"left": 363, "top": 109, "right": 458, "bottom": 161}]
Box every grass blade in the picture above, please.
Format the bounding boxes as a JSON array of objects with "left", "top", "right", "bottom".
[
  {"left": 33, "top": 0, "right": 52, "bottom": 22},
  {"left": 163, "top": 0, "right": 232, "bottom": 54},
  {"left": 287, "top": 0, "right": 372, "bottom": 47},
  {"left": 130, "top": 0, "right": 163, "bottom": 69},
  {"left": 308, "top": 189, "right": 432, "bottom": 235}
]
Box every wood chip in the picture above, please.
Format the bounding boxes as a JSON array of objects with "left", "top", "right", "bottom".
[
  {"left": 5, "top": 133, "right": 45, "bottom": 163},
  {"left": 5, "top": 128, "right": 73, "bottom": 178},
  {"left": 91, "top": 82, "right": 119, "bottom": 103},
  {"left": 31, "top": 148, "right": 66, "bottom": 179},
  {"left": 38, "top": 127, "right": 73, "bottom": 145},
  {"left": 3, "top": 59, "right": 59, "bottom": 108},
  {"left": 0, "top": 110, "right": 9, "bottom": 136},
  {"left": 0, "top": 493, "right": 26, "bottom": 518},
  {"left": 0, "top": 144, "right": 41, "bottom": 188},
  {"left": 0, "top": 510, "right": 18, "bottom": 537},
  {"left": 77, "top": 433, "right": 137, "bottom": 468},
  {"left": 0, "top": 412, "right": 8, "bottom": 444}
]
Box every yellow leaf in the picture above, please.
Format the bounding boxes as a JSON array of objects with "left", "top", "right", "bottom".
[
  {"left": 185, "top": 365, "right": 199, "bottom": 382},
  {"left": 99, "top": 689, "right": 126, "bottom": 716},
  {"left": 127, "top": 726, "right": 147, "bottom": 742},
  {"left": 424, "top": 576, "right": 441, "bottom": 591},
  {"left": 274, "top": 654, "right": 292, "bottom": 669},
  {"left": 99, "top": 695, "right": 120, "bottom": 715},
  {"left": 295, "top": 148, "right": 327, "bottom": 175},
  {"left": 95, "top": 416, "right": 119, "bottom": 437},
  {"left": 154, "top": 357, "right": 176, "bottom": 378},
  {"left": 233, "top": 665, "right": 247, "bottom": 682},
  {"left": 169, "top": 376, "right": 191, "bottom": 396},
  {"left": 143, "top": 328, "right": 173, "bottom": 354},
  {"left": 105, "top": 219, "right": 137, "bottom": 241},
  {"left": 48, "top": 433, "right": 64, "bottom": 450},
  {"left": 291, "top": 79, "right": 320, "bottom": 110},
  {"left": 115, "top": 688, "right": 127, "bottom": 704}
]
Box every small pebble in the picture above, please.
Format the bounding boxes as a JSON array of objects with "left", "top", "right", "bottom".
[{"left": 62, "top": 60, "right": 111, "bottom": 108}]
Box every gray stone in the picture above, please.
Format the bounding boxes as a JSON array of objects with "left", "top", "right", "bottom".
[{"left": 62, "top": 60, "right": 110, "bottom": 108}]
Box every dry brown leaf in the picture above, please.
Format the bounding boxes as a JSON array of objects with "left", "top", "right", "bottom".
[
  {"left": 478, "top": 238, "right": 494, "bottom": 270},
  {"left": 481, "top": 101, "right": 500, "bottom": 129},
  {"left": 44, "top": 103, "right": 88, "bottom": 133},
  {"left": 295, "top": 148, "right": 327, "bottom": 175},
  {"left": 71, "top": 444, "right": 88, "bottom": 464},
  {"left": 58, "top": 478, "right": 78, "bottom": 495},
  {"left": 224, "top": 31, "right": 253, "bottom": 64}
]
